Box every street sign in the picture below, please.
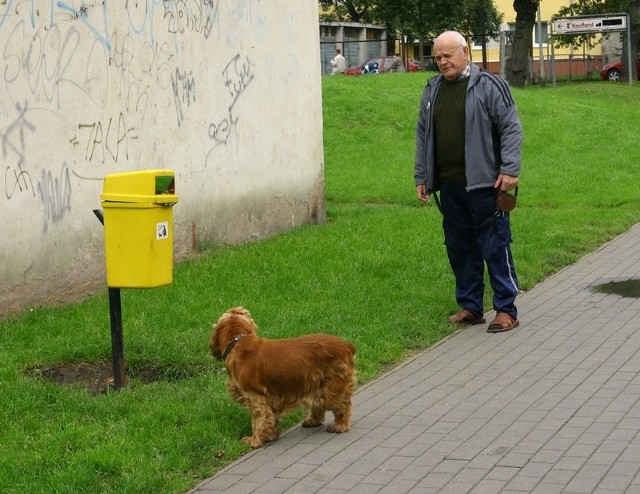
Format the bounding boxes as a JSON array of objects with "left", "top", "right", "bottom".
[{"left": 552, "top": 15, "right": 627, "bottom": 34}]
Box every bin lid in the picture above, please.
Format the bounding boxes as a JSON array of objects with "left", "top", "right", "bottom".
[{"left": 100, "top": 169, "right": 179, "bottom": 204}]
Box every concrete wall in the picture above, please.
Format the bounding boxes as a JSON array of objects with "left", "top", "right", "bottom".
[{"left": 0, "top": 1, "right": 325, "bottom": 315}]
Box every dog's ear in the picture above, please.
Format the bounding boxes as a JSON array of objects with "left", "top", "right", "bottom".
[{"left": 209, "top": 322, "right": 222, "bottom": 359}]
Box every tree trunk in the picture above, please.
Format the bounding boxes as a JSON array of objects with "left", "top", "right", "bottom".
[
  {"left": 506, "top": 0, "right": 539, "bottom": 88},
  {"left": 628, "top": 0, "right": 640, "bottom": 81}
]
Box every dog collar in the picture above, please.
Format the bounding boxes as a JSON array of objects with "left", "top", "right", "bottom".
[{"left": 222, "top": 334, "right": 246, "bottom": 360}]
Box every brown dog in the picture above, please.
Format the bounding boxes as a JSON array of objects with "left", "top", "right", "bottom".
[{"left": 209, "top": 307, "right": 356, "bottom": 448}]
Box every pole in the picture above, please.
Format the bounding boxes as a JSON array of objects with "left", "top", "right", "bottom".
[
  {"left": 108, "top": 287, "right": 126, "bottom": 389},
  {"left": 627, "top": 15, "right": 633, "bottom": 87},
  {"left": 550, "top": 22, "right": 556, "bottom": 87},
  {"left": 94, "top": 208, "right": 126, "bottom": 390},
  {"left": 536, "top": 4, "right": 546, "bottom": 84}
]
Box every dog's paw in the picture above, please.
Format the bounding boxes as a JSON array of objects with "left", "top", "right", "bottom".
[
  {"left": 301, "top": 418, "right": 324, "bottom": 428},
  {"left": 326, "top": 423, "right": 350, "bottom": 433},
  {"left": 241, "top": 436, "right": 263, "bottom": 449}
]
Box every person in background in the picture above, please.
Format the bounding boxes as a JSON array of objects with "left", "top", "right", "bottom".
[
  {"left": 391, "top": 52, "right": 401, "bottom": 72},
  {"left": 331, "top": 48, "right": 347, "bottom": 75},
  {"left": 414, "top": 30, "right": 523, "bottom": 333}
]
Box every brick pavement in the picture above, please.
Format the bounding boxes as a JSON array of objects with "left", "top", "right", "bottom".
[{"left": 189, "top": 223, "right": 640, "bottom": 494}]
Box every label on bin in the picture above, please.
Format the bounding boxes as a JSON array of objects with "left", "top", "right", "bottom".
[{"left": 157, "top": 221, "right": 169, "bottom": 240}]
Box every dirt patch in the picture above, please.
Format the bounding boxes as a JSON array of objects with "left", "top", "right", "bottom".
[
  {"left": 29, "top": 362, "right": 118, "bottom": 394},
  {"left": 24, "top": 361, "right": 214, "bottom": 394}
]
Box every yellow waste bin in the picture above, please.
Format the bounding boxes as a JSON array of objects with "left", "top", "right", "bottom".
[{"left": 100, "top": 170, "right": 179, "bottom": 288}]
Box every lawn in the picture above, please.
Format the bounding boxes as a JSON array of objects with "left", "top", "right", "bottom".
[{"left": 1, "top": 73, "right": 639, "bottom": 494}]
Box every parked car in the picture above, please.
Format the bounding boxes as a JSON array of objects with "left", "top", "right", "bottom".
[
  {"left": 345, "top": 56, "right": 420, "bottom": 76},
  {"left": 600, "top": 53, "right": 640, "bottom": 81}
]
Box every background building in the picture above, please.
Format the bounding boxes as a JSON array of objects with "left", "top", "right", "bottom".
[{"left": 320, "top": 21, "right": 388, "bottom": 74}]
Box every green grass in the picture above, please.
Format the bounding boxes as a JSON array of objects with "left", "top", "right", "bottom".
[{"left": 1, "top": 74, "right": 639, "bottom": 493}]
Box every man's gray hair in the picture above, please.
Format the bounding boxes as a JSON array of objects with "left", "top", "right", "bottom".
[{"left": 435, "top": 31, "right": 467, "bottom": 49}]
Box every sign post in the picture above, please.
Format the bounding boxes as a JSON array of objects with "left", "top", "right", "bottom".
[{"left": 550, "top": 13, "right": 632, "bottom": 86}]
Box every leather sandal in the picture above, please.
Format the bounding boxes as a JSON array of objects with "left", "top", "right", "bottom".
[
  {"left": 487, "top": 312, "right": 519, "bottom": 333},
  {"left": 449, "top": 309, "right": 485, "bottom": 326}
]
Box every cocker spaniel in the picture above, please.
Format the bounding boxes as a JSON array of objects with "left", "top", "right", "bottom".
[{"left": 209, "top": 307, "right": 356, "bottom": 448}]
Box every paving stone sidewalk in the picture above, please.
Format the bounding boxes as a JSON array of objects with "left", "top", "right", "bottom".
[{"left": 190, "top": 223, "right": 640, "bottom": 494}]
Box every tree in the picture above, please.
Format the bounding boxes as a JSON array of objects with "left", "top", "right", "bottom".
[
  {"left": 459, "top": 0, "right": 504, "bottom": 67},
  {"left": 507, "top": 0, "right": 540, "bottom": 88},
  {"left": 319, "top": 0, "right": 376, "bottom": 23},
  {"left": 376, "top": 0, "right": 503, "bottom": 68},
  {"left": 631, "top": 0, "right": 640, "bottom": 79},
  {"left": 376, "top": 0, "right": 461, "bottom": 68}
]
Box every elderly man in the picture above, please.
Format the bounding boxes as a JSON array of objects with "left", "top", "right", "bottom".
[{"left": 414, "top": 31, "right": 523, "bottom": 333}]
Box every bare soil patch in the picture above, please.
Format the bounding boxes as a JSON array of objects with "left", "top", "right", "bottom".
[{"left": 24, "top": 361, "right": 213, "bottom": 394}]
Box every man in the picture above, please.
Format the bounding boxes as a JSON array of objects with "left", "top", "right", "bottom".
[
  {"left": 414, "top": 31, "right": 522, "bottom": 333},
  {"left": 331, "top": 48, "right": 347, "bottom": 75},
  {"left": 391, "top": 53, "right": 401, "bottom": 72}
]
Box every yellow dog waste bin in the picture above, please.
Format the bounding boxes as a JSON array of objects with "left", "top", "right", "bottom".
[{"left": 100, "top": 170, "right": 178, "bottom": 288}]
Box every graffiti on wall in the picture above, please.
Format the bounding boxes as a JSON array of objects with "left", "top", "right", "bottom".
[
  {"left": 38, "top": 162, "right": 72, "bottom": 232},
  {"left": 0, "top": 0, "right": 258, "bottom": 232},
  {"left": 205, "top": 53, "right": 255, "bottom": 164}
]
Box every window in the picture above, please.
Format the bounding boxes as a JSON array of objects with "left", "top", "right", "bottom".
[
  {"left": 534, "top": 22, "right": 548, "bottom": 46},
  {"left": 472, "top": 35, "right": 500, "bottom": 49},
  {"left": 507, "top": 23, "right": 548, "bottom": 47}
]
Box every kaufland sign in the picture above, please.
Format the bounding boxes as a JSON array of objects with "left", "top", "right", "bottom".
[{"left": 552, "top": 15, "right": 627, "bottom": 34}]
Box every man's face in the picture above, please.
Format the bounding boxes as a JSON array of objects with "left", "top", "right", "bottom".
[{"left": 434, "top": 38, "right": 469, "bottom": 80}]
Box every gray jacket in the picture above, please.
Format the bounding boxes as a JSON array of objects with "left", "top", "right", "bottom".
[{"left": 414, "top": 63, "right": 522, "bottom": 192}]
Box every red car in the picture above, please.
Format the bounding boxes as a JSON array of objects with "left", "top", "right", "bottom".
[
  {"left": 600, "top": 53, "right": 640, "bottom": 81},
  {"left": 345, "top": 56, "right": 421, "bottom": 76}
]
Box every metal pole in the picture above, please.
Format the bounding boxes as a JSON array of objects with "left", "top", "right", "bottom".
[
  {"left": 108, "top": 287, "right": 126, "bottom": 389},
  {"left": 499, "top": 31, "right": 505, "bottom": 79},
  {"left": 537, "top": 4, "right": 546, "bottom": 83},
  {"left": 550, "top": 22, "right": 556, "bottom": 87},
  {"left": 627, "top": 15, "right": 633, "bottom": 87},
  {"left": 94, "top": 208, "right": 126, "bottom": 390}
]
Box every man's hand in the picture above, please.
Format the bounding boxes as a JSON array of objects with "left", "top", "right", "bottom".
[
  {"left": 416, "top": 184, "right": 429, "bottom": 203},
  {"left": 495, "top": 174, "right": 518, "bottom": 192}
]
